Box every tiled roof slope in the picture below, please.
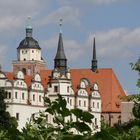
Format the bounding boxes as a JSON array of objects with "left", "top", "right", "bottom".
[{"left": 70, "top": 68, "right": 126, "bottom": 113}]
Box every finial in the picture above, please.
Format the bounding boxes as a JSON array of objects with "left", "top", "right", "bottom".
[
  {"left": 59, "top": 19, "right": 63, "bottom": 33},
  {"left": 26, "top": 16, "right": 32, "bottom": 29}
]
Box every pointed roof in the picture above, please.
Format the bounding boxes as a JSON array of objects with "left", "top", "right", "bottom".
[
  {"left": 55, "top": 33, "right": 66, "bottom": 60},
  {"left": 93, "top": 37, "right": 96, "bottom": 60},
  {"left": 91, "top": 37, "right": 98, "bottom": 72}
]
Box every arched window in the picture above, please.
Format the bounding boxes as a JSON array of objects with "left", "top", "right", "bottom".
[{"left": 22, "top": 68, "right": 26, "bottom": 75}]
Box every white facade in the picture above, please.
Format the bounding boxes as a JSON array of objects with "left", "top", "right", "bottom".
[{"left": 18, "top": 48, "right": 42, "bottom": 61}]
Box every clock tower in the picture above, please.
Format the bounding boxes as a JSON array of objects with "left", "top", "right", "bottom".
[{"left": 12, "top": 26, "right": 46, "bottom": 76}]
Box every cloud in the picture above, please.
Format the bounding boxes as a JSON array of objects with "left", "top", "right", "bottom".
[
  {"left": 41, "top": 35, "right": 84, "bottom": 62},
  {"left": 0, "top": 0, "right": 48, "bottom": 32},
  {"left": 0, "top": 45, "right": 9, "bottom": 66},
  {"left": 38, "top": 6, "right": 81, "bottom": 27},
  {"left": 59, "top": 0, "right": 119, "bottom": 6},
  {"left": 87, "top": 27, "right": 140, "bottom": 59},
  {"left": 42, "top": 26, "right": 140, "bottom": 63}
]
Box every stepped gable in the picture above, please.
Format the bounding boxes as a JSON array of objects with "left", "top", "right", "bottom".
[
  {"left": 5, "top": 72, "right": 32, "bottom": 88},
  {"left": 70, "top": 68, "right": 126, "bottom": 113}
]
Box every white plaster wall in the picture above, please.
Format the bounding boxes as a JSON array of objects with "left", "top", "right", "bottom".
[
  {"left": 6, "top": 104, "right": 45, "bottom": 130},
  {"left": 19, "top": 49, "right": 41, "bottom": 61}
]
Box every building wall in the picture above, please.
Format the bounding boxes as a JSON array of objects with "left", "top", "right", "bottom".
[
  {"left": 19, "top": 49, "right": 41, "bottom": 61},
  {"left": 6, "top": 103, "right": 45, "bottom": 130},
  {"left": 121, "top": 102, "right": 134, "bottom": 123}
]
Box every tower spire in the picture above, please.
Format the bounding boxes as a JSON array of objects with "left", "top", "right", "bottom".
[
  {"left": 54, "top": 19, "right": 67, "bottom": 74},
  {"left": 91, "top": 36, "right": 98, "bottom": 72},
  {"left": 26, "top": 16, "right": 32, "bottom": 38}
]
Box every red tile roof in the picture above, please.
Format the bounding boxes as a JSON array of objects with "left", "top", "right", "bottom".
[
  {"left": 5, "top": 68, "right": 126, "bottom": 113},
  {"left": 70, "top": 68, "right": 126, "bottom": 113}
]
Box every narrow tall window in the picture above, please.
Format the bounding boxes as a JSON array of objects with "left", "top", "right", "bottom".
[
  {"left": 84, "top": 100, "right": 86, "bottom": 107},
  {"left": 15, "top": 92, "right": 17, "bottom": 99},
  {"left": 22, "top": 93, "right": 24, "bottom": 100},
  {"left": 33, "top": 94, "right": 35, "bottom": 101},
  {"left": 67, "top": 86, "right": 69, "bottom": 93},
  {"left": 95, "top": 118, "right": 97, "bottom": 125},
  {"left": 97, "top": 102, "right": 99, "bottom": 109},
  {"left": 93, "top": 102, "right": 95, "bottom": 108},
  {"left": 16, "top": 113, "right": 19, "bottom": 120},
  {"left": 79, "top": 100, "right": 81, "bottom": 106},
  {"left": 39, "top": 95, "right": 42, "bottom": 102}
]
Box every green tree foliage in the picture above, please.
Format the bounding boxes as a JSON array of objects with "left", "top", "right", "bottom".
[
  {"left": 0, "top": 88, "right": 13, "bottom": 129},
  {"left": 130, "top": 57, "right": 140, "bottom": 87},
  {"left": 22, "top": 94, "right": 94, "bottom": 140}
]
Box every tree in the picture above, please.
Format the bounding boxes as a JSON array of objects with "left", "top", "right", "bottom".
[
  {"left": 22, "top": 94, "right": 94, "bottom": 140},
  {"left": 0, "top": 88, "right": 12, "bottom": 129}
]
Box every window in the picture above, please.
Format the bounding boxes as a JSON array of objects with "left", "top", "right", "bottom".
[
  {"left": 24, "top": 58, "right": 26, "bottom": 61},
  {"left": 39, "top": 95, "right": 42, "bottom": 102},
  {"left": 33, "top": 94, "right": 35, "bottom": 101},
  {"left": 22, "top": 93, "right": 24, "bottom": 100},
  {"left": 15, "top": 92, "right": 17, "bottom": 99},
  {"left": 16, "top": 113, "right": 19, "bottom": 120},
  {"left": 79, "top": 100, "right": 81, "bottom": 106},
  {"left": 67, "top": 86, "right": 69, "bottom": 92},
  {"left": 67, "top": 97, "right": 69, "bottom": 103},
  {"left": 93, "top": 102, "right": 95, "bottom": 108},
  {"left": 97, "top": 102, "right": 99, "bottom": 109},
  {"left": 32, "top": 50, "right": 34, "bottom": 53},
  {"left": 6, "top": 92, "right": 11, "bottom": 99},
  {"left": 95, "top": 118, "right": 97, "bottom": 125},
  {"left": 70, "top": 99, "right": 72, "bottom": 106},
  {"left": 54, "top": 86, "right": 58, "bottom": 92},
  {"left": 84, "top": 100, "right": 86, "bottom": 107},
  {"left": 32, "top": 58, "right": 34, "bottom": 60}
]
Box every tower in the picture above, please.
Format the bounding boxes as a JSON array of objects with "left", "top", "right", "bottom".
[
  {"left": 91, "top": 37, "right": 98, "bottom": 72},
  {"left": 12, "top": 25, "right": 46, "bottom": 76},
  {"left": 47, "top": 20, "right": 74, "bottom": 105}
]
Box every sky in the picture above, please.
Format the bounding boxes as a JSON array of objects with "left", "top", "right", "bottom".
[{"left": 0, "top": 0, "right": 139, "bottom": 94}]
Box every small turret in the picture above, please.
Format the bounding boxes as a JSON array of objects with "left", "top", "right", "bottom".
[
  {"left": 91, "top": 36, "right": 98, "bottom": 72},
  {"left": 54, "top": 19, "right": 67, "bottom": 75}
]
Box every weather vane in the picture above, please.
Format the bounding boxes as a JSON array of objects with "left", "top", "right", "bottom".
[
  {"left": 27, "top": 16, "right": 32, "bottom": 27},
  {"left": 59, "top": 18, "right": 63, "bottom": 33}
]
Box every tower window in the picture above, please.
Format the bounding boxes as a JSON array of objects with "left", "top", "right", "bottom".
[
  {"left": 24, "top": 58, "right": 26, "bottom": 61},
  {"left": 32, "top": 50, "right": 34, "bottom": 53},
  {"left": 54, "top": 86, "right": 58, "bottom": 92}
]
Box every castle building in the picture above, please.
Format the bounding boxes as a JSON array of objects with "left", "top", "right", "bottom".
[{"left": 0, "top": 24, "right": 125, "bottom": 131}]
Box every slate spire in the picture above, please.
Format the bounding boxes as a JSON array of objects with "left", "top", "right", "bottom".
[
  {"left": 54, "top": 19, "right": 67, "bottom": 73},
  {"left": 91, "top": 36, "right": 98, "bottom": 72}
]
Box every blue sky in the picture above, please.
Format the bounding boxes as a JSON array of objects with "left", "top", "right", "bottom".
[{"left": 0, "top": 0, "right": 139, "bottom": 94}]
